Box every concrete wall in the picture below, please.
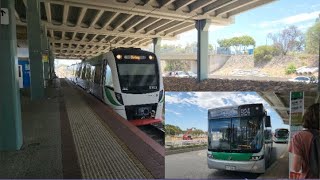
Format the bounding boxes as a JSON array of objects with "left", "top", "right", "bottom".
[
  {"left": 161, "top": 54, "right": 231, "bottom": 74},
  {"left": 208, "top": 54, "right": 231, "bottom": 73}
]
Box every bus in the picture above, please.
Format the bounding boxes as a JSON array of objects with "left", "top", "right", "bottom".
[
  {"left": 274, "top": 128, "right": 289, "bottom": 143},
  {"left": 207, "top": 104, "right": 273, "bottom": 173},
  {"left": 69, "top": 47, "right": 164, "bottom": 126}
]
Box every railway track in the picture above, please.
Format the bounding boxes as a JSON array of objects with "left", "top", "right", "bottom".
[{"left": 138, "top": 123, "right": 165, "bottom": 146}]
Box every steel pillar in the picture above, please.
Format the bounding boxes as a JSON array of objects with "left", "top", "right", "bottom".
[
  {"left": 195, "top": 19, "right": 210, "bottom": 82},
  {"left": 0, "top": 0, "right": 23, "bottom": 150},
  {"left": 27, "top": 0, "right": 44, "bottom": 100}
]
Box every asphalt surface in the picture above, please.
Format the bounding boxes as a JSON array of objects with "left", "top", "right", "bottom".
[{"left": 165, "top": 142, "right": 288, "bottom": 179}]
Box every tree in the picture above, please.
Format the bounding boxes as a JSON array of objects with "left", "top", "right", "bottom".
[
  {"left": 305, "top": 21, "right": 320, "bottom": 54},
  {"left": 217, "top": 35, "right": 255, "bottom": 54},
  {"left": 165, "top": 124, "right": 183, "bottom": 136},
  {"left": 268, "top": 25, "right": 304, "bottom": 55}
]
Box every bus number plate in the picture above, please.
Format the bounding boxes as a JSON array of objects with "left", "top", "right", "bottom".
[{"left": 225, "top": 165, "right": 236, "bottom": 171}]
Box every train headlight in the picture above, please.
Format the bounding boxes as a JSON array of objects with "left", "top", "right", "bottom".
[
  {"left": 148, "top": 55, "right": 154, "bottom": 60},
  {"left": 250, "top": 155, "right": 264, "bottom": 161},
  {"left": 116, "top": 54, "right": 122, "bottom": 60},
  {"left": 115, "top": 92, "right": 123, "bottom": 105},
  {"left": 158, "top": 90, "right": 164, "bottom": 102}
]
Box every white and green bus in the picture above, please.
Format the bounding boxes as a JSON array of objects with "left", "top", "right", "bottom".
[{"left": 207, "top": 104, "right": 273, "bottom": 173}]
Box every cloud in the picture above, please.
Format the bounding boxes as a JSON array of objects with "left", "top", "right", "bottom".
[
  {"left": 166, "top": 92, "right": 268, "bottom": 110},
  {"left": 257, "top": 11, "right": 320, "bottom": 28},
  {"left": 165, "top": 108, "right": 182, "bottom": 116}
]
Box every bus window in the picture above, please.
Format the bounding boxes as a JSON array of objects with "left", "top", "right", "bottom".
[
  {"left": 94, "top": 65, "right": 102, "bottom": 84},
  {"left": 105, "top": 64, "right": 114, "bottom": 88}
]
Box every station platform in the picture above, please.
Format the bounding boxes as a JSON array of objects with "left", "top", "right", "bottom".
[
  {"left": 0, "top": 79, "right": 164, "bottom": 179},
  {"left": 258, "top": 151, "right": 289, "bottom": 179}
]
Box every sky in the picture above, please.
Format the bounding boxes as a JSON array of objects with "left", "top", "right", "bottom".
[
  {"left": 165, "top": 92, "right": 289, "bottom": 132},
  {"left": 162, "top": 0, "right": 320, "bottom": 47}
]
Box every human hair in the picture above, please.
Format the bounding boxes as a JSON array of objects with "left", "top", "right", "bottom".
[{"left": 302, "top": 103, "right": 319, "bottom": 130}]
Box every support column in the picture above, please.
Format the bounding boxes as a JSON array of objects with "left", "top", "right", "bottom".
[
  {"left": 153, "top": 37, "right": 161, "bottom": 59},
  {"left": 41, "top": 26, "right": 49, "bottom": 87},
  {"left": 195, "top": 19, "right": 210, "bottom": 82},
  {"left": 27, "top": 0, "right": 44, "bottom": 100},
  {"left": 0, "top": 0, "right": 23, "bottom": 150}
]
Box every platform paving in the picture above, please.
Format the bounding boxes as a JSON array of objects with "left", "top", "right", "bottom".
[
  {"left": 0, "top": 79, "right": 157, "bottom": 179},
  {"left": 258, "top": 151, "right": 289, "bottom": 179},
  {"left": 60, "top": 80, "right": 152, "bottom": 179},
  {"left": 0, "top": 83, "right": 62, "bottom": 178}
]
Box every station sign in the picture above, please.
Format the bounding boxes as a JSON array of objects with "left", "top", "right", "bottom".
[
  {"left": 289, "top": 91, "right": 304, "bottom": 178},
  {"left": 1, "top": 8, "right": 9, "bottom": 25}
]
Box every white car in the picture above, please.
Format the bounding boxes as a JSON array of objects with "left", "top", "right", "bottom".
[
  {"left": 288, "top": 76, "right": 315, "bottom": 83},
  {"left": 187, "top": 71, "right": 197, "bottom": 78},
  {"left": 174, "top": 71, "right": 189, "bottom": 78}
]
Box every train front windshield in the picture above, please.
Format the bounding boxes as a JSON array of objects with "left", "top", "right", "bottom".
[
  {"left": 208, "top": 116, "right": 263, "bottom": 153},
  {"left": 117, "top": 63, "right": 159, "bottom": 93}
]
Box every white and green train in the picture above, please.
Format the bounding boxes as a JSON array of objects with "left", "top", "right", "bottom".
[
  {"left": 207, "top": 104, "right": 273, "bottom": 173},
  {"left": 69, "top": 47, "right": 164, "bottom": 126}
]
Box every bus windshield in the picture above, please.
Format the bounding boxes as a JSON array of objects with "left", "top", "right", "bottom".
[
  {"left": 117, "top": 63, "right": 159, "bottom": 93},
  {"left": 208, "top": 116, "right": 263, "bottom": 153},
  {"left": 275, "top": 129, "right": 289, "bottom": 138}
]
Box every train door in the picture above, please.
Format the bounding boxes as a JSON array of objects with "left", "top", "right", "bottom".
[{"left": 18, "top": 65, "right": 23, "bottom": 88}]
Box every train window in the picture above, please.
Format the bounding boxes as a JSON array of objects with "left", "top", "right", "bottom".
[
  {"left": 94, "top": 65, "right": 102, "bottom": 84},
  {"left": 76, "top": 64, "right": 82, "bottom": 77},
  {"left": 85, "top": 64, "right": 91, "bottom": 80},
  {"left": 90, "top": 66, "right": 95, "bottom": 82},
  {"left": 105, "top": 64, "right": 114, "bottom": 88},
  {"left": 81, "top": 64, "right": 86, "bottom": 79}
]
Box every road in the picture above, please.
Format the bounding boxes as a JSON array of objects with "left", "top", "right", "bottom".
[
  {"left": 165, "top": 142, "right": 288, "bottom": 179},
  {"left": 209, "top": 75, "right": 290, "bottom": 82}
]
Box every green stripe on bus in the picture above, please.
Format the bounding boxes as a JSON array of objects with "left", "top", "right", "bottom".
[
  {"left": 105, "top": 88, "right": 121, "bottom": 106},
  {"left": 211, "top": 152, "right": 253, "bottom": 161}
]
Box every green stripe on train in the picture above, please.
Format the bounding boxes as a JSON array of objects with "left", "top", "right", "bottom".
[
  {"left": 104, "top": 88, "right": 121, "bottom": 106},
  {"left": 159, "top": 94, "right": 164, "bottom": 103},
  {"left": 211, "top": 152, "right": 253, "bottom": 161}
]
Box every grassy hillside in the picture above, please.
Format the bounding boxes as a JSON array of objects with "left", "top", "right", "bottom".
[{"left": 212, "top": 54, "right": 318, "bottom": 78}]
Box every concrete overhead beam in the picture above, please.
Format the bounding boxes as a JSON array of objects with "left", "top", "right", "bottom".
[
  {"left": 227, "top": 0, "right": 276, "bottom": 17},
  {"left": 215, "top": 0, "right": 259, "bottom": 16},
  {"left": 17, "top": 21, "right": 176, "bottom": 39},
  {"left": 39, "top": 0, "right": 233, "bottom": 24}
]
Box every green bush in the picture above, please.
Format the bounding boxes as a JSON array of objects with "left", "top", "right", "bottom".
[
  {"left": 254, "top": 45, "right": 279, "bottom": 62},
  {"left": 285, "top": 63, "right": 297, "bottom": 74}
]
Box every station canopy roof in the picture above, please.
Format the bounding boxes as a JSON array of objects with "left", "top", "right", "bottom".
[
  {"left": 258, "top": 92, "right": 319, "bottom": 125},
  {"left": 15, "top": 0, "right": 275, "bottom": 59}
]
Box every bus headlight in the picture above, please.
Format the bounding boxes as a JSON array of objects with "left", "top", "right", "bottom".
[
  {"left": 207, "top": 154, "right": 214, "bottom": 159},
  {"left": 115, "top": 92, "right": 123, "bottom": 105},
  {"left": 250, "top": 155, "right": 264, "bottom": 161},
  {"left": 159, "top": 90, "right": 164, "bottom": 102}
]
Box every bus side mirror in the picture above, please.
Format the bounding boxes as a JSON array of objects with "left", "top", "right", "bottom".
[{"left": 265, "top": 116, "right": 271, "bottom": 127}]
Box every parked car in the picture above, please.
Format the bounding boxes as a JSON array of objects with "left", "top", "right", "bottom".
[
  {"left": 288, "top": 76, "right": 317, "bottom": 84},
  {"left": 187, "top": 71, "right": 197, "bottom": 78},
  {"left": 173, "top": 71, "right": 189, "bottom": 78}
]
